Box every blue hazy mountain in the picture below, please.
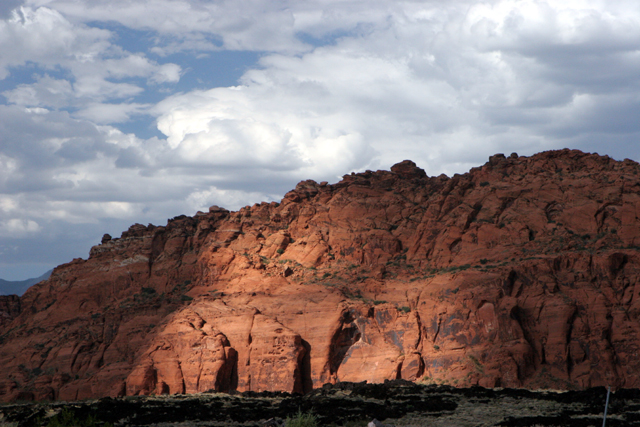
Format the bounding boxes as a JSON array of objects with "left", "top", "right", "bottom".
[{"left": 0, "top": 270, "right": 53, "bottom": 296}]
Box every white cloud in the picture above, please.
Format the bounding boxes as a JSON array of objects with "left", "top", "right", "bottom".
[
  {"left": 3, "top": 75, "right": 74, "bottom": 108},
  {"left": 0, "top": 6, "right": 111, "bottom": 79},
  {"left": 154, "top": 82, "right": 376, "bottom": 177},
  {"left": 0, "top": 154, "right": 19, "bottom": 185},
  {"left": 150, "top": 63, "right": 182, "bottom": 84},
  {"left": 74, "top": 76, "right": 144, "bottom": 100},
  {"left": 75, "top": 102, "right": 151, "bottom": 124},
  {"left": 186, "top": 186, "right": 281, "bottom": 213},
  {"left": 139, "top": 0, "right": 640, "bottom": 181},
  {"left": 0, "top": 196, "right": 18, "bottom": 213},
  {"left": 0, "top": 6, "right": 182, "bottom": 125},
  {"left": 0, "top": 218, "right": 41, "bottom": 237},
  {"left": 28, "top": 0, "right": 312, "bottom": 53},
  {"left": 41, "top": 200, "right": 143, "bottom": 223},
  {"left": 5, "top": 0, "right": 640, "bottom": 279}
]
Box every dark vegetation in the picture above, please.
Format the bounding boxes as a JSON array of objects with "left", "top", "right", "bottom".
[{"left": 0, "top": 380, "right": 636, "bottom": 427}]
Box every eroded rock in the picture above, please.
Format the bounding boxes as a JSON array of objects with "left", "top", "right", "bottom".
[{"left": 3, "top": 150, "right": 640, "bottom": 401}]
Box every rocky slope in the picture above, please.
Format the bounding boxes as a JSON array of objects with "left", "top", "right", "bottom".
[
  {"left": 0, "top": 295, "right": 20, "bottom": 330},
  {"left": 2, "top": 149, "right": 640, "bottom": 402}
]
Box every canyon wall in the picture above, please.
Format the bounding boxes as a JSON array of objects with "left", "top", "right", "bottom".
[{"left": 2, "top": 149, "right": 640, "bottom": 401}]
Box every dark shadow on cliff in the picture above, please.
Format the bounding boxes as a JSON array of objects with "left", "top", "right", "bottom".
[{"left": 301, "top": 339, "right": 313, "bottom": 394}]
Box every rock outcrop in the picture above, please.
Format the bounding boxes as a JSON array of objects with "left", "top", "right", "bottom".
[
  {"left": 2, "top": 149, "right": 640, "bottom": 402},
  {"left": 0, "top": 295, "right": 20, "bottom": 329}
]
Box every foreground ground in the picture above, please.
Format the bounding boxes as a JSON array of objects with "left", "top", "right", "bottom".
[{"left": 1, "top": 381, "right": 638, "bottom": 427}]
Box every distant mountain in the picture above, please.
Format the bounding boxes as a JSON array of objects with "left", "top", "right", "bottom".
[{"left": 0, "top": 270, "right": 53, "bottom": 296}]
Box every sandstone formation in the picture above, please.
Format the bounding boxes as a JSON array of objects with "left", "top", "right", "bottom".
[
  {"left": 0, "top": 295, "right": 20, "bottom": 329},
  {"left": 2, "top": 149, "right": 640, "bottom": 402}
]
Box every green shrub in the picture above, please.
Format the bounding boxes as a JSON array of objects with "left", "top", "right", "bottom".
[
  {"left": 285, "top": 410, "right": 317, "bottom": 427},
  {"left": 44, "top": 408, "right": 113, "bottom": 427}
]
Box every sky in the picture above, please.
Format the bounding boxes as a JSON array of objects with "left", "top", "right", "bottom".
[{"left": 2, "top": 0, "right": 640, "bottom": 280}]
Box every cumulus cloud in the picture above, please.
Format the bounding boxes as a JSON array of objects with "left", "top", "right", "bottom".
[
  {"left": 153, "top": 83, "right": 377, "bottom": 178},
  {"left": 28, "top": 0, "right": 312, "bottom": 53},
  {"left": 5, "top": 0, "right": 640, "bottom": 279},
  {"left": 3, "top": 75, "right": 75, "bottom": 108},
  {"left": 136, "top": 1, "right": 639, "bottom": 186},
  {"left": 0, "top": 219, "right": 41, "bottom": 238},
  {"left": 0, "top": 6, "right": 111, "bottom": 79},
  {"left": 0, "top": 6, "right": 182, "bottom": 126},
  {"left": 150, "top": 63, "right": 182, "bottom": 83}
]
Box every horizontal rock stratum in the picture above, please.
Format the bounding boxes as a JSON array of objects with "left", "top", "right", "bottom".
[{"left": 2, "top": 149, "right": 640, "bottom": 402}]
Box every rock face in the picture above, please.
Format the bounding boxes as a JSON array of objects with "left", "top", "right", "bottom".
[
  {"left": 2, "top": 149, "right": 640, "bottom": 402},
  {"left": 0, "top": 295, "right": 20, "bottom": 328}
]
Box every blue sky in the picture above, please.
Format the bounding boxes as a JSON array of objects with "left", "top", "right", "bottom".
[{"left": 2, "top": 0, "right": 640, "bottom": 280}]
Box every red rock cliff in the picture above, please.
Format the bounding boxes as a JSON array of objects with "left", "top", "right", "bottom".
[
  {"left": 0, "top": 296, "right": 20, "bottom": 329},
  {"left": 2, "top": 149, "right": 640, "bottom": 402}
]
